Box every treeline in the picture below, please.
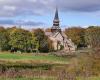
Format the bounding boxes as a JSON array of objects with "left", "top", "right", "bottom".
[
  {"left": 0, "top": 26, "right": 100, "bottom": 53},
  {"left": 0, "top": 27, "right": 53, "bottom": 53},
  {"left": 65, "top": 26, "right": 100, "bottom": 49}
]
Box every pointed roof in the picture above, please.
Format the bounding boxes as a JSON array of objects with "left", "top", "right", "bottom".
[{"left": 54, "top": 8, "right": 59, "bottom": 20}]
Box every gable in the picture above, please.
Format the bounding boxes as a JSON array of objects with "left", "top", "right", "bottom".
[{"left": 53, "top": 32, "right": 64, "bottom": 41}]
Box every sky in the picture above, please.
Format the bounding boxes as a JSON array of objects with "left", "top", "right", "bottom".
[{"left": 0, "top": 0, "right": 100, "bottom": 29}]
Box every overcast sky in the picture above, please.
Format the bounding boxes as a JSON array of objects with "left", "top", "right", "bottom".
[{"left": 0, "top": 0, "right": 100, "bottom": 29}]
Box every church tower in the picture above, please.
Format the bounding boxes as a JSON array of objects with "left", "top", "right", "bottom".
[{"left": 51, "top": 8, "right": 61, "bottom": 33}]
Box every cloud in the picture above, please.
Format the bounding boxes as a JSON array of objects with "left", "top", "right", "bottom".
[
  {"left": 0, "top": 19, "right": 44, "bottom": 26},
  {"left": 3, "top": 5, "right": 16, "bottom": 11},
  {"left": 57, "top": 0, "right": 100, "bottom": 12},
  {"left": 0, "top": 0, "right": 100, "bottom": 27},
  {"left": 15, "top": 20, "right": 44, "bottom": 26},
  {"left": 0, "top": 0, "right": 53, "bottom": 17},
  {"left": 0, "top": 0, "right": 100, "bottom": 17}
]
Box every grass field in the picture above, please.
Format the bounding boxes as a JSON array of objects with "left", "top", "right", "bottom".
[{"left": 0, "top": 52, "right": 70, "bottom": 64}]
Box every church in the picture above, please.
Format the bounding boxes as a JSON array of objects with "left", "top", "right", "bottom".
[{"left": 45, "top": 8, "right": 76, "bottom": 52}]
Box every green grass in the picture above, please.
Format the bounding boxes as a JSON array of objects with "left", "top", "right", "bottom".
[{"left": 0, "top": 52, "right": 69, "bottom": 64}]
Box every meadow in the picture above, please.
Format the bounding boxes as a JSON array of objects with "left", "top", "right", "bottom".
[
  {"left": 0, "top": 52, "right": 99, "bottom": 80},
  {"left": 0, "top": 52, "right": 70, "bottom": 80}
]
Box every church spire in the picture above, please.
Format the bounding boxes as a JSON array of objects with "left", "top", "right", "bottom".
[
  {"left": 51, "top": 8, "right": 61, "bottom": 33},
  {"left": 54, "top": 8, "right": 59, "bottom": 20}
]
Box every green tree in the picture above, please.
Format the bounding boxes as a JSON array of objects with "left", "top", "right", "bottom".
[
  {"left": 9, "top": 28, "right": 37, "bottom": 52},
  {"left": 6, "top": 27, "right": 17, "bottom": 50},
  {"left": 33, "top": 28, "right": 50, "bottom": 52},
  {"left": 30, "top": 33, "right": 39, "bottom": 52},
  {"left": 0, "top": 27, "right": 9, "bottom": 51}
]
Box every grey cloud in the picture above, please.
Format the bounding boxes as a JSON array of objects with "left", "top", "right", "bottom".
[
  {"left": 0, "top": 0, "right": 100, "bottom": 17},
  {"left": 57, "top": 0, "right": 100, "bottom": 12},
  {"left": 0, "top": 0, "right": 52, "bottom": 17}
]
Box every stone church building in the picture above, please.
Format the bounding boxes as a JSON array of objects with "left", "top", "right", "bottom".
[{"left": 45, "top": 8, "right": 75, "bottom": 52}]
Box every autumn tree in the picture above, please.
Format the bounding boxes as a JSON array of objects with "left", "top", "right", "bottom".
[
  {"left": 65, "top": 27, "right": 86, "bottom": 48},
  {"left": 85, "top": 26, "right": 100, "bottom": 49},
  {"left": 84, "top": 27, "right": 100, "bottom": 76}
]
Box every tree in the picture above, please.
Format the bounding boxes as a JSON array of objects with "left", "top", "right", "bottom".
[
  {"left": 33, "top": 28, "right": 51, "bottom": 52},
  {"left": 30, "top": 33, "right": 39, "bottom": 52},
  {"left": 85, "top": 26, "right": 100, "bottom": 49},
  {"left": 9, "top": 28, "right": 37, "bottom": 52},
  {"left": 84, "top": 26, "right": 100, "bottom": 75},
  {"left": 65, "top": 27, "right": 86, "bottom": 48},
  {"left": 0, "top": 27, "right": 9, "bottom": 51},
  {"left": 6, "top": 27, "right": 17, "bottom": 50}
]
